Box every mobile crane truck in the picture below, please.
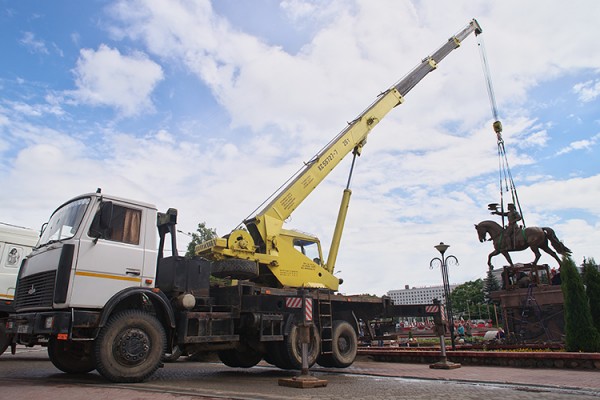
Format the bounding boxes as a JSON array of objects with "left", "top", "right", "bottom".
[{"left": 7, "top": 20, "right": 482, "bottom": 383}]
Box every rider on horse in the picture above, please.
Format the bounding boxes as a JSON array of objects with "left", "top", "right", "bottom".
[{"left": 491, "top": 203, "right": 522, "bottom": 249}]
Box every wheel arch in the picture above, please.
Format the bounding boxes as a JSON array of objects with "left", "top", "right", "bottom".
[{"left": 98, "top": 287, "right": 176, "bottom": 341}]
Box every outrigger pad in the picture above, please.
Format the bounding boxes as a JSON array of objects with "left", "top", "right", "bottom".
[{"left": 278, "top": 374, "right": 328, "bottom": 388}]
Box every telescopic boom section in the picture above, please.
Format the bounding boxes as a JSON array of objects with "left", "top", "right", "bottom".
[
  {"left": 197, "top": 19, "right": 482, "bottom": 290},
  {"left": 246, "top": 19, "right": 482, "bottom": 243}
]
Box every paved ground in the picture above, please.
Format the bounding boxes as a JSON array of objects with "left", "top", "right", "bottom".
[
  {"left": 1, "top": 347, "right": 599, "bottom": 399},
  {"left": 346, "top": 354, "right": 600, "bottom": 392}
]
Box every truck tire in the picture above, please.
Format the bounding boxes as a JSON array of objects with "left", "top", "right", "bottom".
[
  {"left": 47, "top": 337, "right": 96, "bottom": 374},
  {"left": 317, "top": 320, "right": 357, "bottom": 368},
  {"left": 95, "top": 309, "right": 166, "bottom": 383},
  {"left": 0, "top": 321, "right": 9, "bottom": 356},
  {"left": 265, "top": 341, "right": 292, "bottom": 369},
  {"left": 218, "top": 347, "right": 262, "bottom": 368},
  {"left": 211, "top": 259, "right": 259, "bottom": 280},
  {"left": 281, "top": 323, "right": 321, "bottom": 370}
]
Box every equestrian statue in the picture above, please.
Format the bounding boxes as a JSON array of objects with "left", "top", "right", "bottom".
[{"left": 475, "top": 203, "right": 571, "bottom": 270}]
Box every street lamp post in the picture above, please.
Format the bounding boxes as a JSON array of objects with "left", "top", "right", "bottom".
[{"left": 430, "top": 242, "right": 459, "bottom": 351}]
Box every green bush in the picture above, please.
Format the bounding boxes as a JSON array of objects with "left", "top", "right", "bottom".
[
  {"left": 562, "top": 257, "right": 600, "bottom": 352},
  {"left": 582, "top": 258, "right": 600, "bottom": 334}
]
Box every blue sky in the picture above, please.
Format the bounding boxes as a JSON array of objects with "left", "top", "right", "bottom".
[{"left": 1, "top": 0, "right": 599, "bottom": 296}]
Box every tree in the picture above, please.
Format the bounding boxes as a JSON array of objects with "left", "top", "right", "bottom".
[
  {"left": 483, "top": 269, "right": 501, "bottom": 303},
  {"left": 183, "top": 222, "right": 231, "bottom": 286},
  {"left": 582, "top": 257, "right": 600, "bottom": 335},
  {"left": 449, "top": 279, "right": 485, "bottom": 318},
  {"left": 184, "top": 222, "right": 218, "bottom": 258},
  {"left": 562, "top": 256, "right": 600, "bottom": 352}
]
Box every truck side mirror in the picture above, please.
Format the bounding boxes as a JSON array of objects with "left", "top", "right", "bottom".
[{"left": 89, "top": 201, "right": 114, "bottom": 240}]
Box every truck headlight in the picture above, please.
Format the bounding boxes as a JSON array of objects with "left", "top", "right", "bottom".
[{"left": 44, "top": 316, "right": 54, "bottom": 329}]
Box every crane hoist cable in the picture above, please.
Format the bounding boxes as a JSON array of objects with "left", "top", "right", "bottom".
[{"left": 477, "top": 34, "right": 526, "bottom": 228}]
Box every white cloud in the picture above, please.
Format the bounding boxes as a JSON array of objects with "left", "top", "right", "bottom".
[
  {"left": 69, "top": 44, "right": 164, "bottom": 116},
  {"left": 519, "top": 175, "right": 600, "bottom": 216},
  {"left": 19, "top": 32, "right": 49, "bottom": 54},
  {"left": 5, "top": 100, "right": 64, "bottom": 118},
  {"left": 280, "top": 0, "right": 321, "bottom": 21},
  {"left": 573, "top": 79, "right": 600, "bottom": 103},
  {"left": 556, "top": 133, "right": 600, "bottom": 155}
]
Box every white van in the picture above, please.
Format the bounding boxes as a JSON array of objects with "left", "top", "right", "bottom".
[{"left": 0, "top": 222, "right": 39, "bottom": 355}]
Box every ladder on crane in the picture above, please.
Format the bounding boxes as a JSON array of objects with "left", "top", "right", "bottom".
[{"left": 317, "top": 290, "right": 334, "bottom": 356}]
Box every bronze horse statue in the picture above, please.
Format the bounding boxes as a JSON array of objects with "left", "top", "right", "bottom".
[{"left": 475, "top": 220, "right": 571, "bottom": 270}]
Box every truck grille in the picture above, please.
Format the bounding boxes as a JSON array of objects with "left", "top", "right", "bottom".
[{"left": 15, "top": 270, "right": 56, "bottom": 311}]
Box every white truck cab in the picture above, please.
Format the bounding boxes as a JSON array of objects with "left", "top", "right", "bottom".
[{"left": 16, "top": 192, "right": 159, "bottom": 311}]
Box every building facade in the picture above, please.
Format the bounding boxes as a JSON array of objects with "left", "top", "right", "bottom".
[{"left": 387, "top": 284, "right": 458, "bottom": 305}]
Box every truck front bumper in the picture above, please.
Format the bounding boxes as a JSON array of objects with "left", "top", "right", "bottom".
[
  {"left": 6, "top": 310, "right": 101, "bottom": 343},
  {"left": 7, "top": 311, "right": 71, "bottom": 336}
]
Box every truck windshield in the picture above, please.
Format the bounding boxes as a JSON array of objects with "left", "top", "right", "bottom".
[{"left": 39, "top": 198, "right": 90, "bottom": 246}]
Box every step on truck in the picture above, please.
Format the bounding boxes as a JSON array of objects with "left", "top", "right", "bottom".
[{"left": 7, "top": 20, "right": 482, "bottom": 382}]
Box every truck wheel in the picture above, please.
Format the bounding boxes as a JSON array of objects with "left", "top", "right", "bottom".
[
  {"left": 316, "top": 353, "right": 334, "bottom": 367},
  {"left": 0, "top": 322, "right": 10, "bottom": 356},
  {"left": 265, "top": 341, "right": 292, "bottom": 369},
  {"left": 47, "top": 337, "right": 96, "bottom": 374},
  {"left": 318, "top": 320, "right": 357, "bottom": 368},
  {"left": 282, "top": 323, "right": 321, "bottom": 370},
  {"left": 218, "top": 347, "right": 262, "bottom": 368},
  {"left": 163, "top": 345, "right": 183, "bottom": 362},
  {"left": 95, "top": 310, "right": 166, "bottom": 383},
  {"left": 211, "top": 259, "right": 259, "bottom": 280}
]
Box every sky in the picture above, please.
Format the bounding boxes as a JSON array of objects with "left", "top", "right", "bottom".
[{"left": 1, "top": 0, "right": 599, "bottom": 296}]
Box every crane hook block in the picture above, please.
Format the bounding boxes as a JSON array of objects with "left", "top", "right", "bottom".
[{"left": 493, "top": 120, "right": 503, "bottom": 134}]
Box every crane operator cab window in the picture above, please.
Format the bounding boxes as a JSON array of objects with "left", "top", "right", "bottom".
[
  {"left": 89, "top": 202, "right": 142, "bottom": 245},
  {"left": 294, "top": 238, "right": 322, "bottom": 265}
]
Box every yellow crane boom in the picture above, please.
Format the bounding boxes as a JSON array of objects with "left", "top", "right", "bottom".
[{"left": 197, "top": 19, "right": 482, "bottom": 291}]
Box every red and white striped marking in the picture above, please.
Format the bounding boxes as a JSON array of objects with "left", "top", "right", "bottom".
[
  {"left": 285, "top": 297, "right": 302, "bottom": 308},
  {"left": 425, "top": 305, "right": 439, "bottom": 313},
  {"left": 286, "top": 296, "right": 313, "bottom": 322},
  {"left": 304, "top": 298, "right": 313, "bottom": 322}
]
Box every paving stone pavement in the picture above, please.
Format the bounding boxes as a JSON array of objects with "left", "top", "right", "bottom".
[
  {"left": 337, "top": 355, "right": 600, "bottom": 392},
  {"left": 1, "top": 347, "right": 599, "bottom": 399}
]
